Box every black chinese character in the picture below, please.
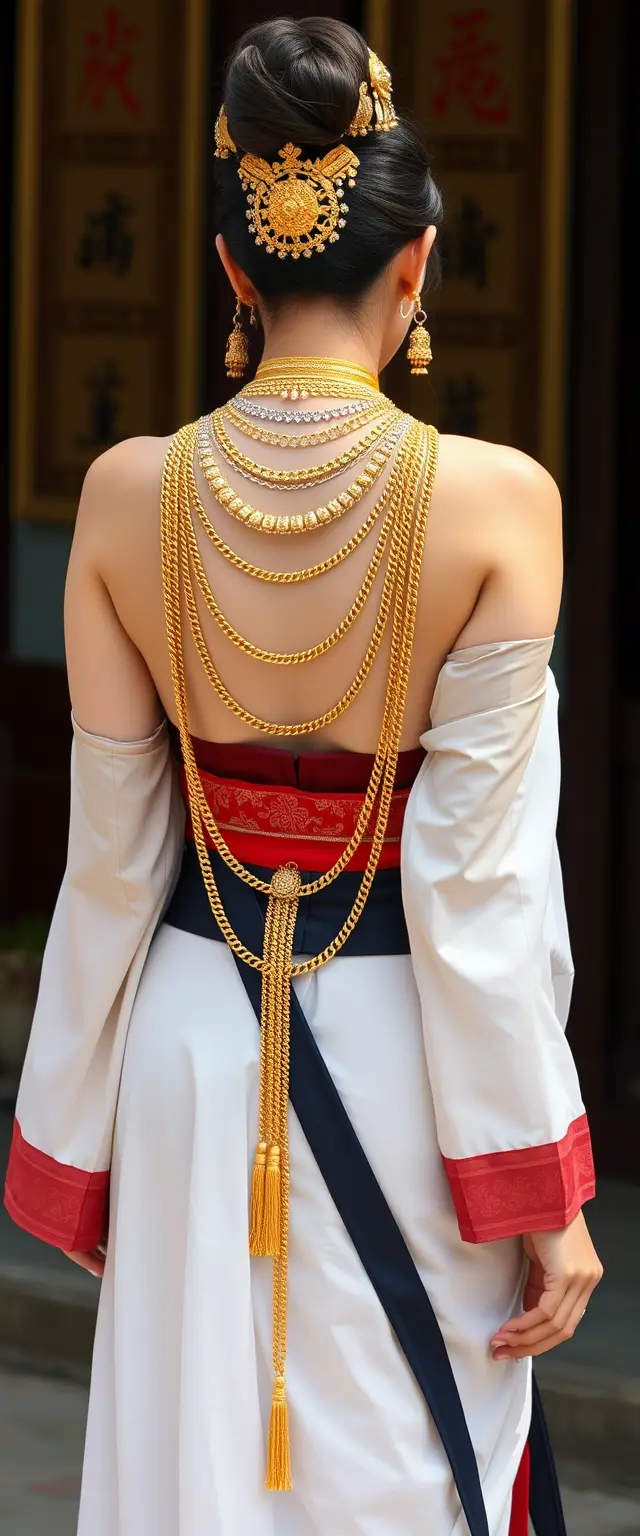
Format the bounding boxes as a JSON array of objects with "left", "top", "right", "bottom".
[
  {"left": 77, "top": 191, "right": 134, "bottom": 276},
  {"left": 440, "top": 374, "right": 484, "bottom": 436},
  {"left": 441, "top": 196, "right": 498, "bottom": 289},
  {"left": 77, "top": 359, "right": 124, "bottom": 448}
]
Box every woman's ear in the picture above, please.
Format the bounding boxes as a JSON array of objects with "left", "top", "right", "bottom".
[
  {"left": 215, "top": 234, "right": 260, "bottom": 308},
  {"left": 394, "top": 226, "right": 438, "bottom": 303}
]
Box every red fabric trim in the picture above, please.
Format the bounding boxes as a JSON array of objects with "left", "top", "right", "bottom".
[
  {"left": 4, "top": 1120, "right": 109, "bottom": 1252},
  {"left": 182, "top": 767, "right": 410, "bottom": 872},
  {"left": 442, "top": 1113, "right": 596, "bottom": 1243},
  {"left": 188, "top": 736, "right": 424, "bottom": 792},
  {"left": 509, "top": 1444, "right": 531, "bottom": 1536}
]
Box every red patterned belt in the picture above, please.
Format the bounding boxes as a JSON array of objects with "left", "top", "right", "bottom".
[{"left": 181, "top": 766, "right": 411, "bottom": 872}]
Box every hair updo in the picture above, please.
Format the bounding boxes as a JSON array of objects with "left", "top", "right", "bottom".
[{"left": 215, "top": 17, "right": 443, "bottom": 307}]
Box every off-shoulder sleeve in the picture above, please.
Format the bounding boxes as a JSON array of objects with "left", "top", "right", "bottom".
[
  {"left": 401, "top": 638, "right": 595, "bottom": 1244},
  {"left": 4, "top": 717, "right": 185, "bottom": 1251}
]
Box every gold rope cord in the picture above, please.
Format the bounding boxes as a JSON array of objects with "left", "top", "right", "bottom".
[{"left": 160, "top": 411, "right": 439, "bottom": 1489}]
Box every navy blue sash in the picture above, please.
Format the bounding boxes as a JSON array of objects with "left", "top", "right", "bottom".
[{"left": 165, "top": 845, "right": 566, "bottom": 1535}]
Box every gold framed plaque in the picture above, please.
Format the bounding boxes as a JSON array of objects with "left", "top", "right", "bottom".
[{"left": 12, "top": 0, "right": 207, "bottom": 522}]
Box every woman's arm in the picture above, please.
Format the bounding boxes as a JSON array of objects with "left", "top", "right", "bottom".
[
  {"left": 404, "top": 445, "right": 602, "bottom": 1360},
  {"left": 4, "top": 441, "right": 185, "bottom": 1262}
]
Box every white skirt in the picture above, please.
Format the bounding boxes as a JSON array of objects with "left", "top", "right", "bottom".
[{"left": 77, "top": 922, "right": 530, "bottom": 1536}]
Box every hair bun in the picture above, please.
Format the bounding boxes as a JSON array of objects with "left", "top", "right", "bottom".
[{"left": 223, "top": 17, "right": 369, "bottom": 158}]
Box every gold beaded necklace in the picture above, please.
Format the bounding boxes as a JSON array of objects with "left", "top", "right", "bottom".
[
  {"left": 209, "top": 406, "right": 402, "bottom": 491},
  {"left": 161, "top": 405, "right": 439, "bottom": 1492},
  {"left": 196, "top": 412, "right": 406, "bottom": 534}
]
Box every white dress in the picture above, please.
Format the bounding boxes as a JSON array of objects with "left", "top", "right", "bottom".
[{"left": 4, "top": 637, "right": 594, "bottom": 1536}]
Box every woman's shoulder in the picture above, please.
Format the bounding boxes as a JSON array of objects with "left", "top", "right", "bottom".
[
  {"left": 430, "top": 429, "right": 559, "bottom": 503},
  {"left": 438, "top": 432, "right": 562, "bottom": 524},
  {"left": 73, "top": 433, "right": 174, "bottom": 543},
  {"left": 423, "top": 429, "right": 562, "bottom": 547},
  {"left": 80, "top": 432, "right": 173, "bottom": 499}
]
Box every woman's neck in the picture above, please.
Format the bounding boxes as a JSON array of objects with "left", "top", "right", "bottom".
[{"left": 259, "top": 300, "right": 380, "bottom": 376}]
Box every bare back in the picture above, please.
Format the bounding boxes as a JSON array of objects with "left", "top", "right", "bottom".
[{"left": 65, "top": 402, "right": 563, "bottom": 747}]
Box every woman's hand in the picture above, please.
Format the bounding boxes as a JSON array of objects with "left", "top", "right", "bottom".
[
  {"left": 63, "top": 1248, "right": 106, "bottom": 1279},
  {"left": 491, "top": 1210, "right": 603, "bottom": 1361}
]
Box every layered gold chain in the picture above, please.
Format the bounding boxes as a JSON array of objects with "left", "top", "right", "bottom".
[
  {"left": 196, "top": 413, "right": 406, "bottom": 534},
  {"left": 188, "top": 448, "right": 396, "bottom": 585},
  {"left": 183, "top": 458, "right": 401, "bottom": 666},
  {"left": 160, "top": 405, "right": 439, "bottom": 1493},
  {"left": 225, "top": 394, "right": 389, "bottom": 448},
  {"left": 210, "top": 406, "right": 401, "bottom": 489}
]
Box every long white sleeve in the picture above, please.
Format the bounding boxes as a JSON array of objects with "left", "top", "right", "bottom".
[
  {"left": 401, "top": 637, "right": 595, "bottom": 1243},
  {"left": 4, "top": 717, "right": 184, "bottom": 1251}
]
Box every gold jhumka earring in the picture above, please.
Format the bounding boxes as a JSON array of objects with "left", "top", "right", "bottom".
[
  {"left": 225, "top": 298, "right": 256, "bottom": 379},
  {"left": 401, "top": 290, "right": 433, "bottom": 376}
]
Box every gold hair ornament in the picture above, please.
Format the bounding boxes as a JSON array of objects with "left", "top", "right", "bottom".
[
  {"left": 238, "top": 143, "right": 360, "bottom": 261},
  {"left": 347, "top": 49, "right": 398, "bottom": 135},
  {"left": 214, "top": 106, "right": 237, "bottom": 159}
]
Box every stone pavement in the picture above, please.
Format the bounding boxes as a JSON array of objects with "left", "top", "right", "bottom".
[{"left": 1, "top": 1368, "right": 640, "bottom": 1536}]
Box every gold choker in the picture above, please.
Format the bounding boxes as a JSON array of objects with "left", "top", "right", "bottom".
[{"left": 241, "top": 356, "right": 380, "bottom": 401}]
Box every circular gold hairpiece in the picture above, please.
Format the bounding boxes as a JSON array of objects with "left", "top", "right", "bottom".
[{"left": 239, "top": 143, "right": 360, "bottom": 261}]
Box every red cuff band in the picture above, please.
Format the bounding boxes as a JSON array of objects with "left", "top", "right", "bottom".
[
  {"left": 3, "top": 1119, "right": 109, "bottom": 1252},
  {"left": 442, "top": 1113, "right": 596, "bottom": 1243}
]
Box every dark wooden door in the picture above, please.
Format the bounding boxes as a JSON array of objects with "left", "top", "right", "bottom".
[{"left": 560, "top": 0, "right": 639, "bottom": 1178}]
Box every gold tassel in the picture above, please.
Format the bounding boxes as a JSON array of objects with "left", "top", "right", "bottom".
[
  {"left": 249, "top": 1142, "right": 268, "bottom": 1255},
  {"left": 250, "top": 862, "right": 300, "bottom": 1490},
  {"left": 266, "top": 1374, "right": 293, "bottom": 1491},
  {"left": 263, "top": 1144, "right": 282, "bottom": 1255}
]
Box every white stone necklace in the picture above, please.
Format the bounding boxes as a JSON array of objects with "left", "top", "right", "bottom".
[{"left": 231, "top": 396, "right": 375, "bottom": 424}]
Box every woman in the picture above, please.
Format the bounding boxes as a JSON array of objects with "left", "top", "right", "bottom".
[{"left": 5, "top": 17, "right": 601, "bottom": 1536}]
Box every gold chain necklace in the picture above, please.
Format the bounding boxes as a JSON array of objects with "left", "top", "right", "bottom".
[
  {"left": 196, "top": 413, "right": 407, "bottom": 534},
  {"left": 161, "top": 416, "right": 439, "bottom": 1491},
  {"left": 187, "top": 449, "right": 397, "bottom": 585},
  {"left": 182, "top": 457, "right": 404, "bottom": 732},
  {"left": 209, "top": 407, "right": 401, "bottom": 491},
  {"left": 240, "top": 355, "right": 380, "bottom": 400},
  {"left": 223, "top": 395, "right": 388, "bottom": 449},
  {"left": 183, "top": 446, "right": 403, "bottom": 666}
]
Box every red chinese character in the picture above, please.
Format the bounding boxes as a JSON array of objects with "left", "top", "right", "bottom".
[
  {"left": 78, "top": 7, "right": 141, "bottom": 118},
  {"left": 433, "top": 9, "right": 510, "bottom": 125}
]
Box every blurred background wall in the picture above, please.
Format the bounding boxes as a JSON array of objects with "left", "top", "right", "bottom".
[{"left": 0, "top": 0, "right": 637, "bottom": 1182}]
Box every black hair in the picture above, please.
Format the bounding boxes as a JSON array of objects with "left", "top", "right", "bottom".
[{"left": 215, "top": 17, "right": 443, "bottom": 307}]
